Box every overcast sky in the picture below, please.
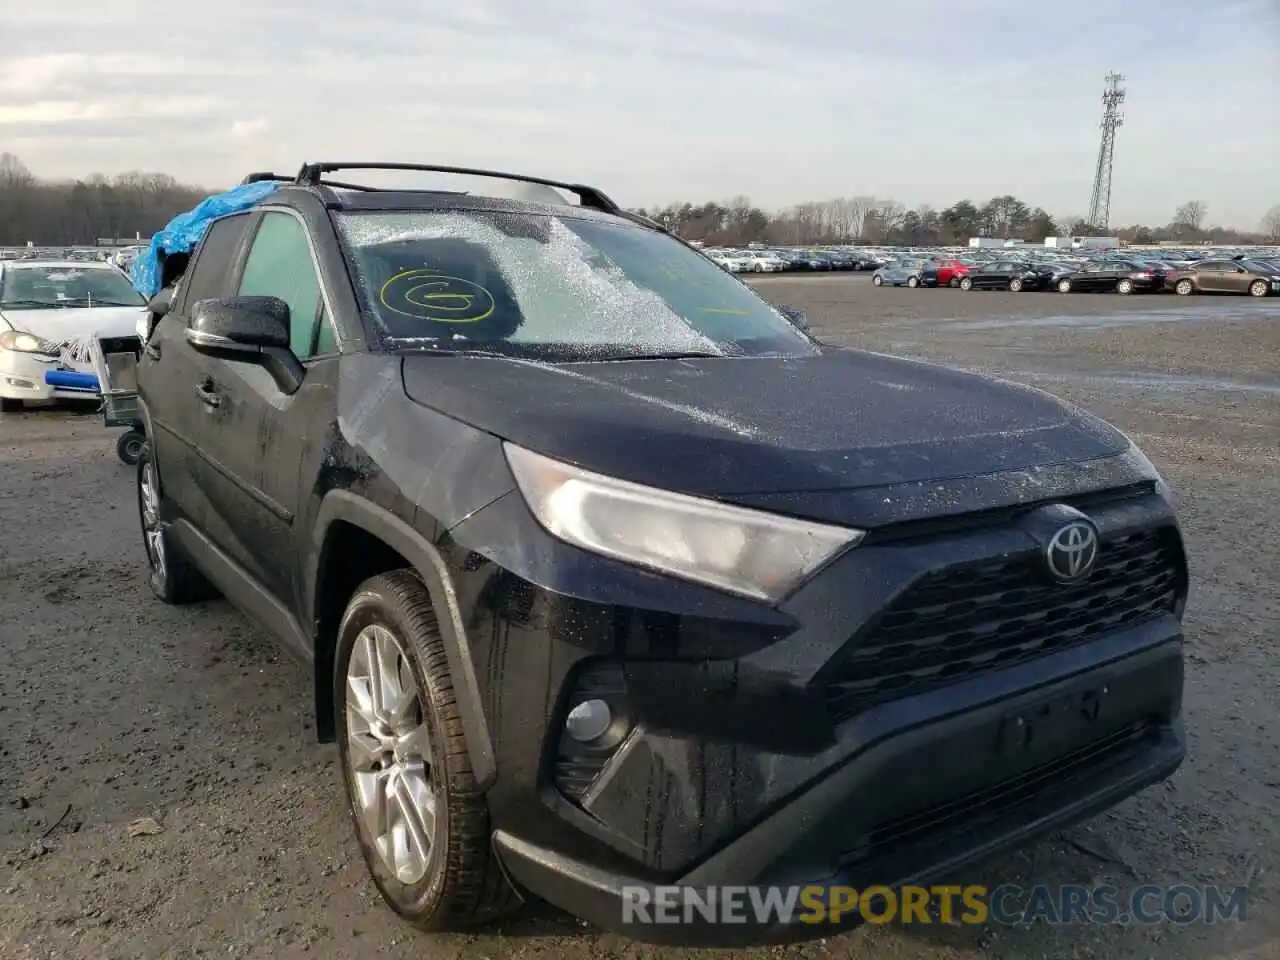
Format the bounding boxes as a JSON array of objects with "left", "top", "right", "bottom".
[{"left": 2, "top": 0, "right": 1276, "bottom": 229}]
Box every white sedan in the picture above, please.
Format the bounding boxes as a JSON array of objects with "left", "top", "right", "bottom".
[
  {"left": 0, "top": 260, "right": 147, "bottom": 411},
  {"left": 706, "top": 251, "right": 754, "bottom": 273},
  {"left": 737, "top": 251, "right": 788, "bottom": 272}
]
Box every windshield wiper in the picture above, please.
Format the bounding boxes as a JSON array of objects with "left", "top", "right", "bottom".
[
  {"left": 591, "top": 350, "right": 724, "bottom": 361},
  {"left": 0, "top": 299, "right": 58, "bottom": 309},
  {"left": 53, "top": 297, "right": 139, "bottom": 307}
]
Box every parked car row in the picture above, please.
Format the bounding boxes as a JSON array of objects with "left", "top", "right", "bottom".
[
  {"left": 704, "top": 247, "right": 883, "bottom": 273},
  {"left": 872, "top": 255, "right": 1280, "bottom": 297}
]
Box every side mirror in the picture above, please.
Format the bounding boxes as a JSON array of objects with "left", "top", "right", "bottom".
[
  {"left": 188, "top": 295, "right": 291, "bottom": 348},
  {"left": 148, "top": 287, "right": 174, "bottom": 319},
  {"left": 186, "top": 296, "right": 303, "bottom": 394},
  {"left": 775, "top": 303, "right": 810, "bottom": 331}
]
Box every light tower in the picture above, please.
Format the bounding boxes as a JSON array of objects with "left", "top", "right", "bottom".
[{"left": 1085, "top": 72, "right": 1125, "bottom": 232}]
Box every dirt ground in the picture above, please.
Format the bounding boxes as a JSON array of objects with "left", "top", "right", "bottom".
[{"left": 1, "top": 277, "right": 1277, "bottom": 960}]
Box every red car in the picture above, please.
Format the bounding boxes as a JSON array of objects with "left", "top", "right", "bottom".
[{"left": 923, "top": 258, "right": 978, "bottom": 287}]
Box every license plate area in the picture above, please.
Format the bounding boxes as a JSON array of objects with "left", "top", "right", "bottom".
[{"left": 997, "top": 683, "right": 1110, "bottom": 758}]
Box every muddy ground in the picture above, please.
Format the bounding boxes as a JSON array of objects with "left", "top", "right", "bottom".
[{"left": 1, "top": 277, "right": 1277, "bottom": 960}]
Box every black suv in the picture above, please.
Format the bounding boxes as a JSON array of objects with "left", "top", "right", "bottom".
[{"left": 134, "top": 162, "right": 1188, "bottom": 946}]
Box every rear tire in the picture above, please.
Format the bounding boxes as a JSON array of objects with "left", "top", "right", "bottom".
[
  {"left": 1175, "top": 278, "right": 1194, "bottom": 296},
  {"left": 335, "top": 570, "right": 520, "bottom": 930},
  {"left": 1116, "top": 278, "right": 1134, "bottom": 295},
  {"left": 872, "top": 274, "right": 883, "bottom": 286},
  {"left": 959, "top": 277, "right": 974, "bottom": 291},
  {"left": 0, "top": 398, "right": 21, "bottom": 413},
  {"left": 1249, "top": 279, "right": 1269, "bottom": 297},
  {"left": 1057, "top": 279, "right": 1073, "bottom": 293},
  {"left": 907, "top": 276, "right": 920, "bottom": 288},
  {"left": 136, "top": 442, "right": 219, "bottom": 604},
  {"left": 948, "top": 277, "right": 960, "bottom": 287},
  {"left": 1009, "top": 278, "right": 1023, "bottom": 292}
]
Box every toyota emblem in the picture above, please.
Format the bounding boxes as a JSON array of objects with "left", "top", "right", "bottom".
[{"left": 1045, "top": 521, "right": 1099, "bottom": 582}]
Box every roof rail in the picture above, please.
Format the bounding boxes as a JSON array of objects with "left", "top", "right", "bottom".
[
  {"left": 240, "top": 172, "right": 289, "bottom": 184},
  {"left": 293, "top": 162, "right": 623, "bottom": 214}
]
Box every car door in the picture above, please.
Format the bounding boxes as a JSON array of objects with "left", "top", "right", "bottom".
[
  {"left": 1194, "top": 261, "right": 1229, "bottom": 292},
  {"left": 1078, "top": 262, "right": 1109, "bottom": 290},
  {"left": 1222, "top": 262, "right": 1253, "bottom": 293},
  {"left": 138, "top": 212, "right": 254, "bottom": 527},
  {"left": 190, "top": 208, "right": 341, "bottom": 607},
  {"left": 974, "top": 262, "right": 999, "bottom": 288}
]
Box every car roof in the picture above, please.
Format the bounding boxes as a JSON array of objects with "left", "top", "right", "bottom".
[{"left": 241, "top": 161, "right": 664, "bottom": 233}]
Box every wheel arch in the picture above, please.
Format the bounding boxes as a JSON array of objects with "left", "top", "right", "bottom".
[{"left": 309, "top": 490, "right": 496, "bottom": 791}]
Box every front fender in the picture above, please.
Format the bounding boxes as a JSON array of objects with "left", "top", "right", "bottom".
[{"left": 310, "top": 490, "right": 497, "bottom": 791}]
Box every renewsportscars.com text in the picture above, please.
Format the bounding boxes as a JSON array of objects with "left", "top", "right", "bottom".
[{"left": 621, "top": 883, "right": 1249, "bottom": 926}]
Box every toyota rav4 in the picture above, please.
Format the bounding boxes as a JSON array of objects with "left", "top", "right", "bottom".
[{"left": 133, "top": 162, "right": 1188, "bottom": 946}]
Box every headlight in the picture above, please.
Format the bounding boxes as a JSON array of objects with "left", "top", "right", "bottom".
[
  {"left": 0, "top": 330, "right": 58, "bottom": 354},
  {"left": 1119, "top": 437, "right": 1172, "bottom": 498},
  {"left": 504, "top": 444, "right": 863, "bottom": 602}
]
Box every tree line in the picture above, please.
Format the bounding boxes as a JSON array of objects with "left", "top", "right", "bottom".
[
  {"left": 635, "top": 197, "right": 1280, "bottom": 248},
  {"left": 0, "top": 154, "right": 210, "bottom": 247},
  {"left": 2, "top": 153, "right": 1277, "bottom": 249}
]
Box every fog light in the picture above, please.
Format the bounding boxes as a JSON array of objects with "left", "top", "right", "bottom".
[
  {"left": 5, "top": 377, "right": 35, "bottom": 389},
  {"left": 565, "top": 698, "right": 612, "bottom": 743}
]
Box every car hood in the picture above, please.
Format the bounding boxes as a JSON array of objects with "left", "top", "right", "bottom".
[
  {"left": 0, "top": 305, "right": 144, "bottom": 343},
  {"left": 401, "top": 349, "right": 1135, "bottom": 522}
]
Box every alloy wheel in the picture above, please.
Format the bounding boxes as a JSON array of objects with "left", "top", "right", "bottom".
[
  {"left": 1250, "top": 280, "right": 1268, "bottom": 297},
  {"left": 140, "top": 459, "right": 166, "bottom": 582},
  {"left": 345, "top": 624, "right": 437, "bottom": 885}
]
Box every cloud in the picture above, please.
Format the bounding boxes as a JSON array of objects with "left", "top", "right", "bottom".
[
  {"left": 230, "top": 118, "right": 271, "bottom": 140},
  {"left": 0, "top": 0, "right": 1275, "bottom": 227}
]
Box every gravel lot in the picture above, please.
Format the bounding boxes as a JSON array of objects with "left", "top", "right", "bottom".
[{"left": 2, "top": 276, "right": 1277, "bottom": 960}]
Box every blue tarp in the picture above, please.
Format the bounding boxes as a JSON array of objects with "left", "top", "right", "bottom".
[{"left": 130, "top": 181, "right": 281, "bottom": 299}]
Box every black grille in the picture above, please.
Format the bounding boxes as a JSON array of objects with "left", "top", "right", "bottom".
[
  {"left": 826, "top": 528, "right": 1180, "bottom": 722},
  {"left": 840, "top": 720, "right": 1156, "bottom": 869}
]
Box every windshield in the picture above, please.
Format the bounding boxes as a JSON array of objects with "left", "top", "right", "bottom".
[
  {"left": 0, "top": 265, "right": 144, "bottom": 309},
  {"left": 335, "top": 211, "right": 818, "bottom": 360}
]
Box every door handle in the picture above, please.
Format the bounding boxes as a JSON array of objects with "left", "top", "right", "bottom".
[{"left": 194, "top": 380, "right": 221, "bottom": 408}]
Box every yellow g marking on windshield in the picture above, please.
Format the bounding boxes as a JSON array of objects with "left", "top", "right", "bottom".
[
  {"left": 699, "top": 307, "right": 750, "bottom": 315},
  {"left": 378, "top": 270, "right": 496, "bottom": 323}
]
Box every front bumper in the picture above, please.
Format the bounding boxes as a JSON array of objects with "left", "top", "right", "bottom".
[
  {"left": 444, "top": 487, "right": 1187, "bottom": 946},
  {"left": 496, "top": 636, "right": 1183, "bottom": 945},
  {"left": 0, "top": 348, "right": 99, "bottom": 401}
]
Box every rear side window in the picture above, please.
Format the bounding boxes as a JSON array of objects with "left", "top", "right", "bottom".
[{"left": 179, "top": 214, "right": 250, "bottom": 310}]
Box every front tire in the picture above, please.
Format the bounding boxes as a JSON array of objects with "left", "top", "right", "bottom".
[
  {"left": 335, "top": 570, "right": 518, "bottom": 931},
  {"left": 872, "top": 274, "right": 883, "bottom": 286},
  {"left": 136, "top": 442, "right": 218, "bottom": 604},
  {"left": 0, "top": 398, "right": 21, "bottom": 413},
  {"left": 1175, "top": 278, "right": 1194, "bottom": 296},
  {"left": 1249, "top": 279, "right": 1269, "bottom": 297},
  {"left": 948, "top": 277, "right": 960, "bottom": 287},
  {"left": 1057, "top": 278, "right": 1073, "bottom": 293},
  {"left": 1116, "top": 279, "right": 1134, "bottom": 295},
  {"left": 959, "top": 277, "right": 974, "bottom": 291},
  {"left": 1009, "top": 278, "right": 1024, "bottom": 292}
]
